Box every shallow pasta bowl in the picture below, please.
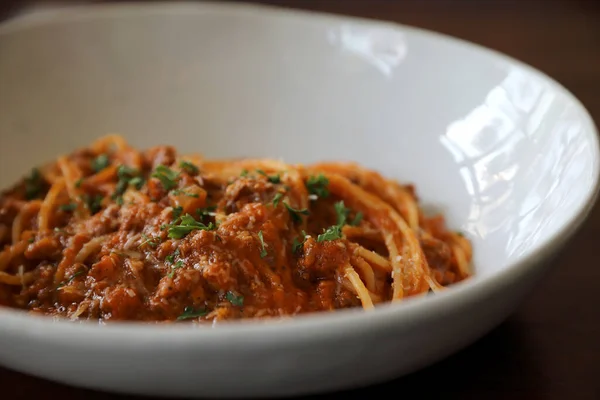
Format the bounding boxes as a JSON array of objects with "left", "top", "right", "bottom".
[{"left": 0, "top": 2, "right": 598, "bottom": 398}]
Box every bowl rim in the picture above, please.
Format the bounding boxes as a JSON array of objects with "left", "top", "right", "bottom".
[{"left": 0, "top": 0, "right": 598, "bottom": 344}]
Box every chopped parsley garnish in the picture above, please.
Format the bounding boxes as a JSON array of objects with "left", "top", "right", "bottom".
[
  {"left": 151, "top": 165, "right": 179, "bottom": 191},
  {"left": 226, "top": 291, "right": 244, "bottom": 307},
  {"left": 81, "top": 193, "right": 104, "bottom": 214},
  {"left": 91, "top": 154, "right": 110, "bottom": 172},
  {"left": 75, "top": 178, "right": 84, "bottom": 188},
  {"left": 24, "top": 168, "right": 43, "bottom": 200},
  {"left": 179, "top": 161, "right": 199, "bottom": 175},
  {"left": 129, "top": 176, "right": 145, "bottom": 190},
  {"left": 258, "top": 230, "right": 268, "bottom": 258},
  {"left": 196, "top": 205, "right": 217, "bottom": 217},
  {"left": 272, "top": 192, "right": 283, "bottom": 207},
  {"left": 172, "top": 206, "right": 184, "bottom": 221},
  {"left": 56, "top": 270, "right": 86, "bottom": 289},
  {"left": 292, "top": 238, "right": 303, "bottom": 253},
  {"left": 292, "top": 230, "right": 307, "bottom": 253},
  {"left": 59, "top": 203, "right": 77, "bottom": 212},
  {"left": 177, "top": 306, "right": 209, "bottom": 320},
  {"left": 268, "top": 175, "right": 281, "bottom": 184},
  {"left": 240, "top": 169, "right": 249, "bottom": 177},
  {"left": 140, "top": 233, "right": 160, "bottom": 248},
  {"left": 112, "top": 165, "right": 143, "bottom": 203},
  {"left": 350, "top": 212, "right": 363, "bottom": 226},
  {"left": 165, "top": 248, "right": 181, "bottom": 264},
  {"left": 171, "top": 189, "right": 199, "bottom": 198},
  {"left": 168, "top": 214, "right": 216, "bottom": 239},
  {"left": 306, "top": 174, "right": 329, "bottom": 198},
  {"left": 113, "top": 173, "right": 129, "bottom": 197},
  {"left": 117, "top": 164, "right": 138, "bottom": 178},
  {"left": 28, "top": 237, "right": 35, "bottom": 243},
  {"left": 317, "top": 225, "right": 343, "bottom": 242},
  {"left": 333, "top": 201, "right": 362, "bottom": 227},
  {"left": 168, "top": 260, "right": 184, "bottom": 278},
  {"left": 334, "top": 200, "right": 351, "bottom": 226},
  {"left": 283, "top": 202, "right": 309, "bottom": 223},
  {"left": 256, "top": 169, "right": 281, "bottom": 184},
  {"left": 316, "top": 201, "right": 358, "bottom": 242}
]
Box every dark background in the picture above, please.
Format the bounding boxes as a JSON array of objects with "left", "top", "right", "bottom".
[{"left": 1, "top": 1, "right": 599, "bottom": 399}]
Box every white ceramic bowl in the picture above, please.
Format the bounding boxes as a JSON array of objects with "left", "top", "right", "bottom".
[{"left": 0, "top": 2, "right": 598, "bottom": 398}]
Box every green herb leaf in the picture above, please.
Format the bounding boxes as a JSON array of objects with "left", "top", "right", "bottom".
[
  {"left": 151, "top": 165, "right": 180, "bottom": 191},
  {"left": 177, "top": 306, "right": 209, "bottom": 320},
  {"left": 56, "top": 270, "right": 86, "bottom": 289},
  {"left": 179, "top": 161, "right": 199, "bottom": 175},
  {"left": 268, "top": 175, "right": 281, "bottom": 184},
  {"left": 24, "top": 168, "right": 43, "bottom": 200},
  {"left": 168, "top": 260, "right": 184, "bottom": 278},
  {"left": 317, "top": 225, "right": 343, "bottom": 242},
  {"left": 165, "top": 248, "right": 181, "bottom": 264},
  {"left": 112, "top": 165, "right": 142, "bottom": 203},
  {"left": 272, "top": 192, "right": 283, "bottom": 207},
  {"left": 317, "top": 201, "right": 353, "bottom": 242},
  {"left": 283, "top": 202, "right": 309, "bottom": 223},
  {"left": 113, "top": 179, "right": 128, "bottom": 197},
  {"left": 226, "top": 291, "right": 244, "bottom": 307},
  {"left": 171, "top": 189, "right": 199, "bottom": 198},
  {"left": 81, "top": 194, "right": 104, "bottom": 214},
  {"left": 256, "top": 169, "right": 281, "bottom": 184},
  {"left": 117, "top": 165, "right": 138, "bottom": 179},
  {"left": 172, "top": 206, "right": 184, "bottom": 221},
  {"left": 306, "top": 174, "right": 329, "bottom": 198},
  {"left": 168, "top": 214, "right": 216, "bottom": 239},
  {"left": 196, "top": 205, "right": 217, "bottom": 217},
  {"left": 59, "top": 203, "right": 77, "bottom": 212},
  {"left": 240, "top": 169, "right": 249, "bottom": 177},
  {"left": 129, "top": 176, "right": 145, "bottom": 190},
  {"left": 350, "top": 211, "right": 363, "bottom": 226},
  {"left": 334, "top": 200, "right": 351, "bottom": 226},
  {"left": 28, "top": 237, "right": 35, "bottom": 243},
  {"left": 75, "top": 178, "right": 84, "bottom": 188},
  {"left": 92, "top": 154, "right": 110, "bottom": 172},
  {"left": 292, "top": 238, "right": 303, "bottom": 253},
  {"left": 292, "top": 230, "right": 307, "bottom": 253},
  {"left": 258, "top": 230, "right": 268, "bottom": 258},
  {"left": 140, "top": 233, "right": 160, "bottom": 248}
]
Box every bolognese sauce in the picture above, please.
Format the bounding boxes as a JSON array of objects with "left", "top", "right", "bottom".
[{"left": 0, "top": 135, "right": 472, "bottom": 322}]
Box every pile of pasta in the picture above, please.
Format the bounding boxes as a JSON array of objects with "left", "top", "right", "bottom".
[{"left": 0, "top": 135, "right": 472, "bottom": 321}]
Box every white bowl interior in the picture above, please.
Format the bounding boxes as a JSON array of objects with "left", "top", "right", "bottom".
[{"left": 0, "top": 2, "right": 598, "bottom": 290}]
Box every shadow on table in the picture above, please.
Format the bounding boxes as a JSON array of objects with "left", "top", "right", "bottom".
[
  {"left": 4, "top": 318, "right": 543, "bottom": 400},
  {"left": 319, "top": 318, "right": 543, "bottom": 399}
]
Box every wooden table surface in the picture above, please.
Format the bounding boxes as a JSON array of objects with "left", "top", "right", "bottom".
[{"left": 1, "top": 1, "right": 599, "bottom": 399}]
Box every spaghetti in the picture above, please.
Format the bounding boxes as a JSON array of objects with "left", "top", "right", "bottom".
[{"left": 0, "top": 135, "right": 472, "bottom": 322}]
